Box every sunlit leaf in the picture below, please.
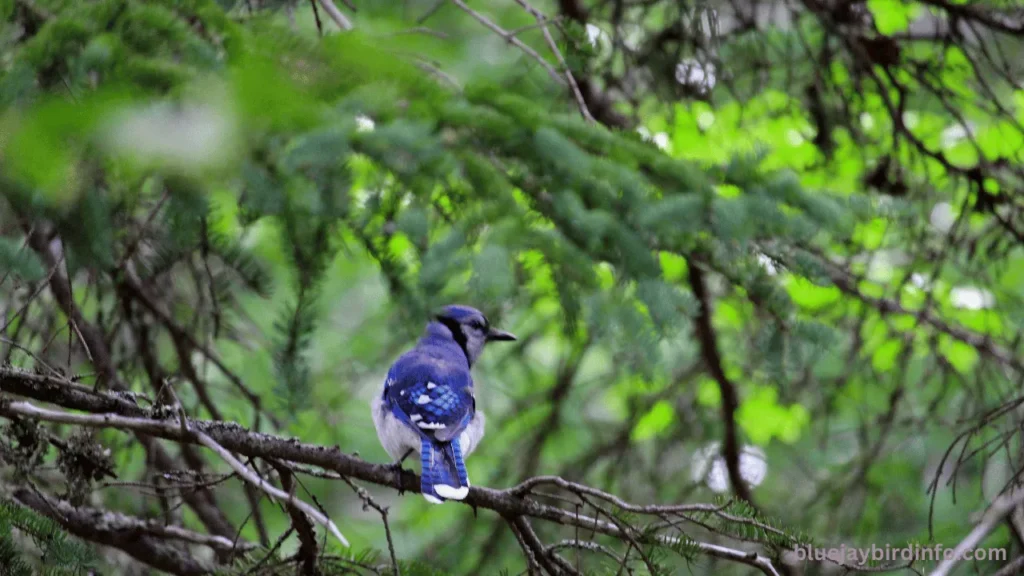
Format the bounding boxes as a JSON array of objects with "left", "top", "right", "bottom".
[{"left": 631, "top": 400, "right": 675, "bottom": 441}]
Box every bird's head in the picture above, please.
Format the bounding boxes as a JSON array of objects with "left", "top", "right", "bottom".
[{"left": 431, "top": 304, "right": 516, "bottom": 366}]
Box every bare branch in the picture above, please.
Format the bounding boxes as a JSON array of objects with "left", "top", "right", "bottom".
[
  {"left": 511, "top": 0, "right": 595, "bottom": 122},
  {"left": 23, "top": 230, "right": 237, "bottom": 539},
  {"left": 688, "top": 263, "right": 755, "bottom": 506},
  {"left": 13, "top": 489, "right": 227, "bottom": 576},
  {"left": 272, "top": 463, "right": 320, "bottom": 575},
  {"left": 449, "top": 0, "right": 564, "bottom": 85},
  {"left": 0, "top": 396, "right": 349, "bottom": 548},
  {"left": 0, "top": 366, "right": 783, "bottom": 575},
  {"left": 317, "top": 0, "right": 353, "bottom": 30},
  {"left": 189, "top": 429, "right": 350, "bottom": 548},
  {"left": 928, "top": 488, "right": 1024, "bottom": 576}
]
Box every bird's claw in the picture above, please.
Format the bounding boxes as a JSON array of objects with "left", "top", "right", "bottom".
[{"left": 390, "top": 448, "right": 415, "bottom": 494}]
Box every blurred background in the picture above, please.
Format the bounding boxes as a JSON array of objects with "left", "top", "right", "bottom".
[{"left": 1, "top": 0, "right": 1023, "bottom": 574}]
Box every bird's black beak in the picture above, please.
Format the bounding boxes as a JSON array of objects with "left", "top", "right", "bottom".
[{"left": 486, "top": 327, "right": 517, "bottom": 342}]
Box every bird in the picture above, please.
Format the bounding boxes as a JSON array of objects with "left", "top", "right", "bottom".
[{"left": 371, "top": 305, "right": 516, "bottom": 504}]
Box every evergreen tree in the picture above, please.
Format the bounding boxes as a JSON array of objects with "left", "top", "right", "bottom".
[{"left": 0, "top": 0, "right": 1021, "bottom": 574}]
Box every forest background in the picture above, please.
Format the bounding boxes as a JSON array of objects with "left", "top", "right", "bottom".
[{"left": 1, "top": 0, "right": 1023, "bottom": 574}]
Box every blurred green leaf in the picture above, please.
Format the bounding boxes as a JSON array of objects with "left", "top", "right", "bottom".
[
  {"left": 866, "top": 0, "right": 921, "bottom": 35},
  {"left": 871, "top": 339, "right": 903, "bottom": 372},
  {"left": 939, "top": 336, "right": 979, "bottom": 374},
  {"left": 738, "top": 386, "right": 809, "bottom": 445},
  {"left": 786, "top": 276, "right": 841, "bottom": 311},
  {"left": 631, "top": 400, "right": 675, "bottom": 441},
  {"left": 0, "top": 238, "right": 44, "bottom": 282}
]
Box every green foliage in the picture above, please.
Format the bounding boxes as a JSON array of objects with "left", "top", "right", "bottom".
[
  {"left": 866, "top": 0, "right": 922, "bottom": 35},
  {"left": 737, "top": 386, "right": 809, "bottom": 445},
  {"left": 0, "top": 499, "right": 97, "bottom": 575},
  {"left": 631, "top": 400, "right": 675, "bottom": 441},
  {"left": 2, "top": 0, "right": 1022, "bottom": 574},
  {"left": 0, "top": 238, "right": 44, "bottom": 282}
]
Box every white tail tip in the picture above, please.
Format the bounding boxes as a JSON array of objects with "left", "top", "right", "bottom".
[
  {"left": 423, "top": 493, "right": 444, "bottom": 504},
  {"left": 434, "top": 484, "right": 469, "bottom": 500}
]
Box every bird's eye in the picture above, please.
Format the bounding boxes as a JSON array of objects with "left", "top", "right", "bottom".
[{"left": 471, "top": 320, "right": 485, "bottom": 330}]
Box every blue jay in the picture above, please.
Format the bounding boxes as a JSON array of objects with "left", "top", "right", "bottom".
[{"left": 371, "top": 305, "right": 516, "bottom": 504}]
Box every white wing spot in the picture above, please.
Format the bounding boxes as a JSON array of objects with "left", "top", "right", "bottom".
[
  {"left": 410, "top": 414, "right": 422, "bottom": 422},
  {"left": 416, "top": 394, "right": 432, "bottom": 405},
  {"left": 399, "top": 390, "right": 405, "bottom": 395},
  {"left": 426, "top": 382, "right": 437, "bottom": 389},
  {"left": 417, "top": 421, "right": 446, "bottom": 430}
]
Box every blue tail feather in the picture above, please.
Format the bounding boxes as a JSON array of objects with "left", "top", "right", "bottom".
[
  {"left": 452, "top": 438, "right": 469, "bottom": 487},
  {"left": 419, "top": 438, "right": 443, "bottom": 504},
  {"left": 420, "top": 437, "right": 470, "bottom": 503}
]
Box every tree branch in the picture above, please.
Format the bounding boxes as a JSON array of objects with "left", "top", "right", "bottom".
[
  {"left": 270, "top": 463, "right": 320, "bottom": 575},
  {"left": 24, "top": 230, "right": 237, "bottom": 539},
  {"left": 317, "top": 0, "right": 353, "bottom": 30},
  {"left": 928, "top": 488, "right": 1024, "bottom": 576},
  {"left": 13, "top": 489, "right": 226, "bottom": 576},
  {"left": 0, "top": 366, "right": 783, "bottom": 575},
  {"left": 511, "top": 0, "right": 595, "bottom": 122},
  {"left": 687, "top": 263, "right": 755, "bottom": 506},
  {"left": 781, "top": 245, "right": 1024, "bottom": 374},
  {"left": 450, "top": 0, "right": 565, "bottom": 85}
]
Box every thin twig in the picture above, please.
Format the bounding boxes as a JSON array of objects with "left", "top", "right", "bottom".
[
  {"left": 510, "top": 0, "right": 594, "bottom": 121},
  {"left": 193, "top": 429, "right": 350, "bottom": 548},
  {"left": 449, "top": 0, "right": 564, "bottom": 85},
  {"left": 0, "top": 337, "right": 60, "bottom": 376},
  {"left": 1, "top": 399, "right": 349, "bottom": 548},
  {"left": 317, "top": 0, "right": 353, "bottom": 30},
  {"left": 928, "top": 488, "right": 1024, "bottom": 576},
  {"left": 338, "top": 475, "right": 400, "bottom": 576},
  {"left": 0, "top": 371, "right": 787, "bottom": 576}
]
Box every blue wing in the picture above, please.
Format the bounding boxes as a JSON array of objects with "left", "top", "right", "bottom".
[{"left": 383, "top": 352, "right": 475, "bottom": 443}]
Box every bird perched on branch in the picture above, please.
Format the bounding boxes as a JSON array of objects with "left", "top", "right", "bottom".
[{"left": 371, "top": 305, "right": 516, "bottom": 504}]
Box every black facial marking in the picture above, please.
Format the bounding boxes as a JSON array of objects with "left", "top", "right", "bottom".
[{"left": 437, "top": 316, "right": 472, "bottom": 366}]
